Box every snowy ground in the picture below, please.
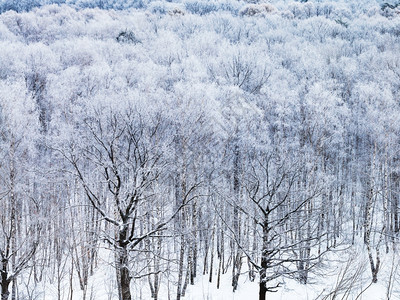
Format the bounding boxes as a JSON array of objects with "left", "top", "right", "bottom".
[{"left": 32, "top": 246, "right": 399, "bottom": 300}]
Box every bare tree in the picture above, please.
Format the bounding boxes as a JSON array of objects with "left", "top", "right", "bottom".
[
  {"left": 60, "top": 105, "right": 192, "bottom": 300},
  {"left": 241, "top": 152, "right": 322, "bottom": 300},
  {"left": 315, "top": 251, "right": 367, "bottom": 300}
]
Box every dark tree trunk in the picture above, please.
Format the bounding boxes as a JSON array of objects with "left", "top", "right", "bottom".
[
  {"left": 117, "top": 248, "right": 131, "bottom": 300},
  {"left": 259, "top": 217, "right": 269, "bottom": 300},
  {"left": 1, "top": 261, "right": 10, "bottom": 300},
  {"left": 259, "top": 281, "right": 267, "bottom": 300},
  {"left": 120, "top": 265, "right": 131, "bottom": 300},
  {"left": 117, "top": 227, "right": 131, "bottom": 300}
]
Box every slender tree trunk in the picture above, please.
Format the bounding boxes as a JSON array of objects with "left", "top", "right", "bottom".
[
  {"left": 187, "top": 244, "right": 194, "bottom": 286},
  {"left": 181, "top": 257, "right": 190, "bottom": 297},
  {"left": 217, "top": 227, "right": 223, "bottom": 289},
  {"left": 191, "top": 200, "right": 198, "bottom": 284},
  {"left": 232, "top": 141, "right": 242, "bottom": 291},
  {"left": 383, "top": 151, "right": 389, "bottom": 253},
  {"left": 259, "top": 216, "right": 269, "bottom": 300},
  {"left": 249, "top": 209, "right": 257, "bottom": 282},
  {"left": 208, "top": 226, "right": 215, "bottom": 282},
  {"left": 8, "top": 138, "right": 16, "bottom": 300},
  {"left": 176, "top": 233, "right": 185, "bottom": 300},
  {"left": 351, "top": 188, "right": 356, "bottom": 245},
  {"left": 364, "top": 143, "right": 381, "bottom": 283},
  {"left": 1, "top": 256, "right": 10, "bottom": 300},
  {"left": 69, "top": 258, "right": 74, "bottom": 300},
  {"left": 153, "top": 235, "right": 162, "bottom": 299}
]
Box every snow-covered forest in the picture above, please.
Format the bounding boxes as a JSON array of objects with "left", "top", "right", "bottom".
[{"left": 0, "top": 0, "right": 400, "bottom": 299}]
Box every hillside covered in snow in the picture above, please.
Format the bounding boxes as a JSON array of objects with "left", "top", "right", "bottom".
[{"left": 0, "top": 0, "right": 400, "bottom": 299}]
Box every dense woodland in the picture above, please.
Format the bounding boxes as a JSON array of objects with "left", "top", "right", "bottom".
[{"left": 0, "top": 0, "right": 400, "bottom": 299}]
